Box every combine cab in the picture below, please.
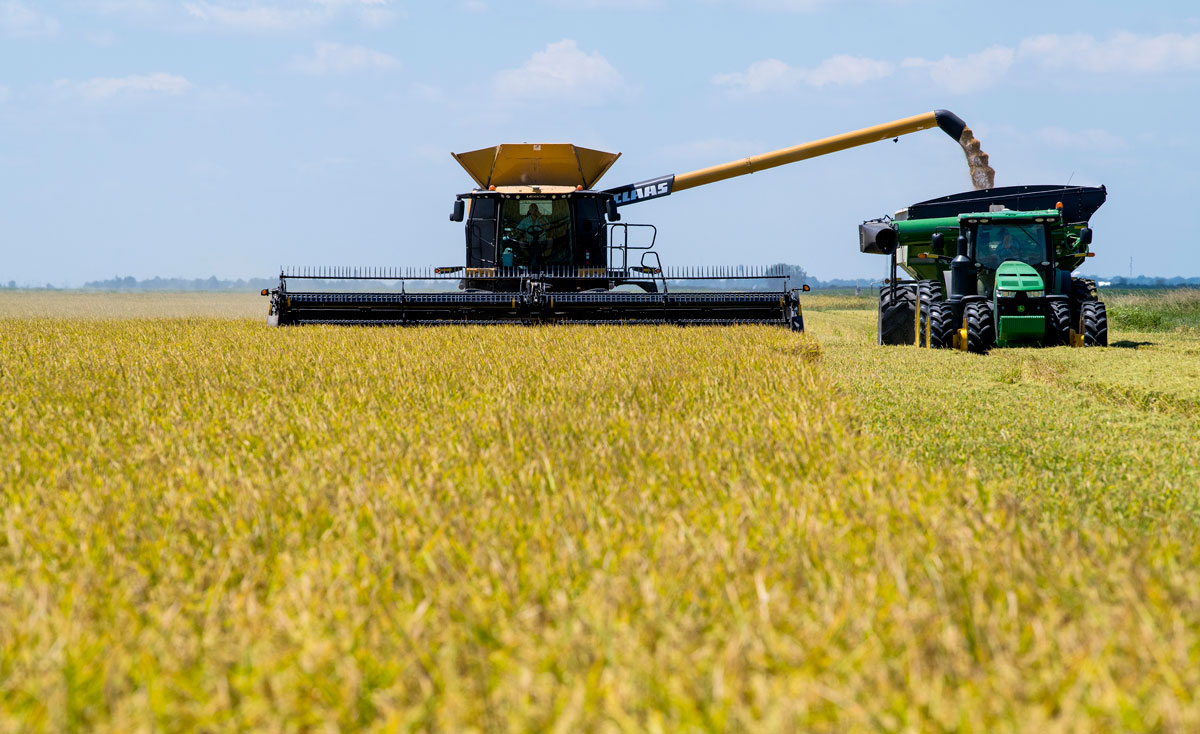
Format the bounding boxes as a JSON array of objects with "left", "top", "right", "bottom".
[
  {"left": 860, "top": 184, "right": 1109, "bottom": 352},
  {"left": 265, "top": 110, "right": 976, "bottom": 328}
]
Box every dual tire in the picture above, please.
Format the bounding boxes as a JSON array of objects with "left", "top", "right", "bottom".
[
  {"left": 1081, "top": 301, "right": 1109, "bottom": 346},
  {"left": 878, "top": 285, "right": 917, "bottom": 345}
]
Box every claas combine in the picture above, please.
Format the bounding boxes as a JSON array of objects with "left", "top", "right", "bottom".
[
  {"left": 264, "top": 110, "right": 973, "bottom": 327},
  {"left": 859, "top": 185, "right": 1109, "bottom": 353}
]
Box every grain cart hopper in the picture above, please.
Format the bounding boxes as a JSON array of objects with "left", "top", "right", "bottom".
[
  {"left": 264, "top": 110, "right": 973, "bottom": 327},
  {"left": 859, "top": 184, "right": 1108, "bottom": 352}
]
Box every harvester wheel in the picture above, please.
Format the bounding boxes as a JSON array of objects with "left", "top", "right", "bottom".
[
  {"left": 964, "top": 301, "right": 995, "bottom": 354},
  {"left": 1071, "top": 277, "right": 1098, "bottom": 304},
  {"left": 878, "top": 285, "right": 916, "bottom": 345},
  {"left": 916, "top": 279, "right": 945, "bottom": 347},
  {"left": 1046, "top": 301, "right": 1071, "bottom": 346},
  {"left": 925, "top": 301, "right": 955, "bottom": 348},
  {"left": 1080, "top": 301, "right": 1108, "bottom": 347}
]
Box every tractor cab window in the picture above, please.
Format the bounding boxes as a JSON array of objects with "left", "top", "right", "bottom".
[
  {"left": 499, "top": 198, "right": 572, "bottom": 269},
  {"left": 975, "top": 222, "right": 1047, "bottom": 269}
]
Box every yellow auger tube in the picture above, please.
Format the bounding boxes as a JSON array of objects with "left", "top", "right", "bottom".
[{"left": 672, "top": 110, "right": 966, "bottom": 192}]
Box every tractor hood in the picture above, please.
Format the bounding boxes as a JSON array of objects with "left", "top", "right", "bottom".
[
  {"left": 995, "top": 261, "right": 1044, "bottom": 291},
  {"left": 452, "top": 144, "right": 621, "bottom": 189}
]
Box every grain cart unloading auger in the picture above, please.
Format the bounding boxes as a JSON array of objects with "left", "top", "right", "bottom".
[
  {"left": 859, "top": 185, "right": 1109, "bottom": 353},
  {"left": 264, "top": 110, "right": 973, "bottom": 327}
]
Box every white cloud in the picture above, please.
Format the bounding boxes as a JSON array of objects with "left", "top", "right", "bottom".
[
  {"left": 55, "top": 73, "right": 192, "bottom": 100},
  {"left": 901, "top": 46, "right": 1014, "bottom": 93},
  {"left": 540, "top": 0, "right": 662, "bottom": 8},
  {"left": 713, "top": 54, "right": 892, "bottom": 93},
  {"left": 492, "top": 40, "right": 624, "bottom": 104},
  {"left": 1, "top": 1, "right": 59, "bottom": 36},
  {"left": 806, "top": 54, "right": 894, "bottom": 87},
  {"left": 292, "top": 41, "right": 400, "bottom": 74},
  {"left": 183, "top": 0, "right": 398, "bottom": 31},
  {"left": 1019, "top": 32, "right": 1200, "bottom": 73}
]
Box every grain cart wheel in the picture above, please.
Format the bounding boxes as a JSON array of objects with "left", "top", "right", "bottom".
[
  {"left": 1070, "top": 277, "right": 1098, "bottom": 321},
  {"left": 1046, "top": 301, "right": 1071, "bottom": 346},
  {"left": 916, "top": 279, "right": 945, "bottom": 347},
  {"left": 926, "top": 301, "right": 955, "bottom": 349},
  {"left": 964, "top": 301, "right": 995, "bottom": 354},
  {"left": 1071, "top": 277, "right": 1098, "bottom": 304},
  {"left": 1081, "top": 301, "right": 1109, "bottom": 347},
  {"left": 878, "top": 285, "right": 917, "bottom": 345}
]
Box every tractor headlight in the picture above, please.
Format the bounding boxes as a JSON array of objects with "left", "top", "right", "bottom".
[
  {"left": 997, "top": 289, "right": 1017, "bottom": 298},
  {"left": 1027, "top": 290, "right": 1044, "bottom": 298}
]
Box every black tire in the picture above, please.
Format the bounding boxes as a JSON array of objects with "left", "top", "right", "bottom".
[
  {"left": 1046, "top": 300, "right": 1071, "bottom": 346},
  {"left": 964, "top": 301, "right": 995, "bottom": 354},
  {"left": 878, "top": 285, "right": 916, "bottom": 345},
  {"left": 926, "top": 301, "right": 955, "bottom": 349},
  {"left": 1081, "top": 301, "right": 1108, "bottom": 347},
  {"left": 787, "top": 290, "right": 804, "bottom": 332},
  {"left": 1070, "top": 277, "right": 1097, "bottom": 322},
  {"left": 1071, "top": 277, "right": 1098, "bottom": 304},
  {"left": 916, "top": 279, "right": 945, "bottom": 347}
]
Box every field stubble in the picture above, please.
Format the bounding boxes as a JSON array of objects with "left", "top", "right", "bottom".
[{"left": 1, "top": 290, "right": 1199, "bottom": 732}]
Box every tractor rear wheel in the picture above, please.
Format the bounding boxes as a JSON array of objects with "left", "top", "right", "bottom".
[
  {"left": 925, "top": 301, "right": 955, "bottom": 349},
  {"left": 878, "top": 285, "right": 916, "bottom": 345},
  {"left": 1081, "top": 301, "right": 1108, "bottom": 347},
  {"left": 1046, "top": 300, "right": 1071, "bottom": 346},
  {"left": 964, "top": 301, "right": 995, "bottom": 354}
]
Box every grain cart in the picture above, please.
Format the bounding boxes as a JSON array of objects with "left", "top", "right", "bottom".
[
  {"left": 264, "top": 110, "right": 973, "bottom": 327},
  {"left": 859, "top": 185, "right": 1108, "bottom": 353}
]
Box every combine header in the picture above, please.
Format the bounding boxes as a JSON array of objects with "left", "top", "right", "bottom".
[{"left": 265, "top": 110, "right": 974, "bottom": 328}]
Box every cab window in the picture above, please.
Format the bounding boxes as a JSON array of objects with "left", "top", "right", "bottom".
[
  {"left": 499, "top": 199, "right": 572, "bottom": 268},
  {"left": 975, "top": 223, "right": 1047, "bottom": 268}
]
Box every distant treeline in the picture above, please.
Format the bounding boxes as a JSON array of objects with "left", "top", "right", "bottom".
[
  {"left": 1, "top": 268, "right": 1197, "bottom": 292},
  {"left": 79, "top": 276, "right": 278, "bottom": 291}
]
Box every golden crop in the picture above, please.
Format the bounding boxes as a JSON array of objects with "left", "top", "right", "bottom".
[{"left": 1, "top": 291, "right": 1198, "bottom": 732}]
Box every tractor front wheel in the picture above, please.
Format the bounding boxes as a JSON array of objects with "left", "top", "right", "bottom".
[
  {"left": 916, "top": 279, "right": 944, "bottom": 347},
  {"left": 1046, "top": 300, "right": 1071, "bottom": 346},
  {"left": 925, "top": 301, "right": 955, "bottom": 349},
  {"left": 878, "top": 285, "right": 917, "bottom": 345},
  {"left": 1081, "top": 301, "right": 1108, "bottom": 347},
  {"left": 964, "top": 301, "right": 995, "bottom": 354}
]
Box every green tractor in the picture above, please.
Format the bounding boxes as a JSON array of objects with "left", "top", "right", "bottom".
[{"left": 859, "top": 185, "right": 1109, "bottom": 353}]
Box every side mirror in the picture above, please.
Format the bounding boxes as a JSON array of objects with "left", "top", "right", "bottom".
[
  {"left": 1079, "top": 227, "right": 1093, "bottom": 246},
  {"left": 450, "top": 199, "right": 465, "bottom": 222},
  {"left": 931, "top": 232, "right": 945, "bottom": 256},
  {"left": 605, "top": 199, "right": 621, "bottom": 222}
]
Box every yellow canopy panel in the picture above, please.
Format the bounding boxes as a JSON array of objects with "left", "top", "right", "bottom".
[{"left": 452, "top": 144, "right": 621, "bottom": 189}]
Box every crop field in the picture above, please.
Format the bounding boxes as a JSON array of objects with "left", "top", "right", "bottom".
[{"left": 2, "top": 289, "right": 1199, "bottom": 732}]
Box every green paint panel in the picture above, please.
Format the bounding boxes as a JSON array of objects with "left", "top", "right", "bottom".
[{"left": 997, "top": 314, "right": 1045, "bottom": 347}]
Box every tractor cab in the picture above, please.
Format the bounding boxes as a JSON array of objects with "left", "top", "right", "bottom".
[{"left": 959, "top": 209, "right": 1060, "bottom": 299}]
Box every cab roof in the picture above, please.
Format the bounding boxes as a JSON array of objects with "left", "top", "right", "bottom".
[{"left": 452, "top": 144, "right": 621, "bottom": 189}]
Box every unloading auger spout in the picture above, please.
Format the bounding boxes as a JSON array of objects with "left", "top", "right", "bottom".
[{"left": 603, "top": 110, "right": 969, "bottom": 206}]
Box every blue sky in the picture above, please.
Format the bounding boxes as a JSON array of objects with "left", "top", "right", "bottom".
[{"left": 3, "top": 0, "right": 1199, "bottom": 285}]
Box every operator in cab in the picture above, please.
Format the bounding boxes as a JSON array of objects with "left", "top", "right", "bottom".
[{"left": 517, "top": 204, "right": 547, "bottom": 244}]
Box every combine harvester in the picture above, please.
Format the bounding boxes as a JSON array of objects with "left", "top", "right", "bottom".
[
  {"left": 265, "top": 110, "right": 974, "bottom": 328},
  {"left": 859, "top": 185, "right": 1109, "bottom": 352}
]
